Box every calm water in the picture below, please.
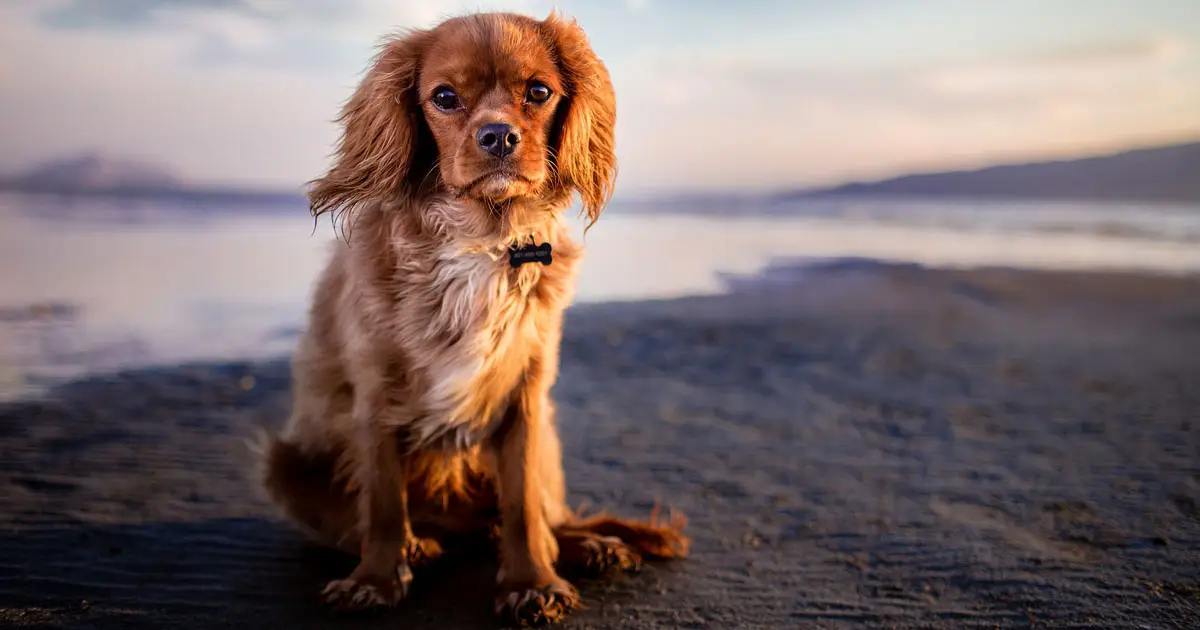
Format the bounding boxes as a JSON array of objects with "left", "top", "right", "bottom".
[{"left": 2, "top": 192, "right": 1199, "bottom": 400}]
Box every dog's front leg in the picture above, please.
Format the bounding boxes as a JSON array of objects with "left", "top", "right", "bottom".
[
  {"left": 321, "top": 375, "right": 415, "bottom": 611},
  {"left": 491, "top": 376, "right": 579, "bottom": 626}
]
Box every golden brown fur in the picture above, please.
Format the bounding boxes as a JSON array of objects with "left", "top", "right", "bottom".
[{"left": 258, "top": 11, "right": 687, "bottom": 626}]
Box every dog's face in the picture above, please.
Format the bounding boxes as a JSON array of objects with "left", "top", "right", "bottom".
[
  {"left": 418, "top": 17, "right": 563, "bottom": 202},
  {"left": 309, "top": 12, "right": 617, "bottom": 233}
]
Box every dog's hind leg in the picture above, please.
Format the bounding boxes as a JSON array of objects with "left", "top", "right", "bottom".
[
  {"left": 553, "top": 528, "right": 641, "bottom": 577},
  {"left": 259, "top": 432, "right": 361, "bottom": 555},
  {"left": 258, "top": 433, "right": 445, "bottom": 567}
]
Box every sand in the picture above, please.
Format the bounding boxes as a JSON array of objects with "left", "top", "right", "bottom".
[{"left": 1, "top": 261, "right": 1198, "bottom": 629}]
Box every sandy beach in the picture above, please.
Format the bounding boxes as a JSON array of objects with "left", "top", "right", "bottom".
[{"left": 1, "top": 260, "right": 1198, "bottom": 629}]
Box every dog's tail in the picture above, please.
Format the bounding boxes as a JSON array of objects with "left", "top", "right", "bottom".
[
  {"left": 564, "top": 501, "right": 691, "bottom": 560},
  {"left": 251, "top": 430, "right": 359, "bottom": 554}
]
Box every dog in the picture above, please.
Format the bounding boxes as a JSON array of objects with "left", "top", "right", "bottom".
[{"left": 258, "top": 11, "right": 688, "bottom": 626}]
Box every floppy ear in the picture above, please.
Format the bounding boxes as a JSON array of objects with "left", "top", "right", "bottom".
[
  {"left": 540, "top": 12, "right": 618, "bottom": 229},
  {"left": 308, "top": 29, "right": 431, "bottom": 235}
]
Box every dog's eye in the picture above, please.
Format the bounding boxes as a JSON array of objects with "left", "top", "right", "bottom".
[
  {"left": 526, "top": 83, "right": 552, "bottom": 104},
  {"left": 431, "top": 87, "right": 461, "bottom": 111}
]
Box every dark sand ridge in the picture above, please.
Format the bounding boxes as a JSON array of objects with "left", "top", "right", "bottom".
[{"left": 1, "top": 261, "right": 1198, "bottom": 629}]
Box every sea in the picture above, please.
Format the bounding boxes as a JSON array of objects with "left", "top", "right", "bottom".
[{"left": 2, "top": 192, "right": 1198, "bottom": 401}]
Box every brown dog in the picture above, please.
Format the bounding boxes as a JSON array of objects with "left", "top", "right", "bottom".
[{"left": 257, "top": 11, "right": 688, "bottom": 626}]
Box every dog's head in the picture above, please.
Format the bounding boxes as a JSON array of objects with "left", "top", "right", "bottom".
[{"left": 309, "top": 12, "right": 617, "bottom": 235}]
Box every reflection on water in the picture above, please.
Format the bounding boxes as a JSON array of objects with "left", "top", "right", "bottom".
[{"left": 2, "top": 192, "right": 1199, "bottom": 399}]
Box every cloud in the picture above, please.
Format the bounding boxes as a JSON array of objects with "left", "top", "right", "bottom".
[
  {"left": 32, "top": 0, "right": 532, "bottom": 75},
  {"left": 41, "top": 0, "right": 373, "bottom": 31},
  {"left": 2, "top": 1, "right": 1198, "bottom": 195},
  {"left": 1012, "top": 36, "right": 1187, "bottom": 69},
  {"left": 922, "top": 37, "right": 1189, "bottom": 99},
  {"left": 610, "top": 36, "right": 1200, "bottom": 190},
  {"left": 38, "top": 0, "right": 539, "bottom": 34},
  {"left": 0, "top": 0, "right": 555, "bottom": 187},
  {"left": 0, "top": 4, "right": 343, "bottom": 187}
]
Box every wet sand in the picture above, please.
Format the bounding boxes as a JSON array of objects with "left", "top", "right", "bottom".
[{"left": 1, "top": 261, "right": 1198, "bottom": 629}]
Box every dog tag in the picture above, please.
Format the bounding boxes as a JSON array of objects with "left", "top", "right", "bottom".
[{"left": 509, "top": 242, "right": 553, "bottom": 268}]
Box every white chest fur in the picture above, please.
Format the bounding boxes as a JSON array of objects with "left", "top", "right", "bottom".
[{"left": 407, "top": 242, "right": 550, "bottom": 451}]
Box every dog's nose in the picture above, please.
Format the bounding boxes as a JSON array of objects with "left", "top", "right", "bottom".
[{"left": 476, "top": 122, "right": 520, "bottom": 159}]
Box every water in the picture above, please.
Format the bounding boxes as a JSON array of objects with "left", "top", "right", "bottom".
[{"left": 2, "top": 192, "right": 1198, "bottom": 400}]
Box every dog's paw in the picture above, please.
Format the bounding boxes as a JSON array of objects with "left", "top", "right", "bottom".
[
  {"left": 404, "top": 537, "right": 444, "bottom": 569},
  {"left": 494, "top": 578, "right": 580, "bottom": 627},
  {"left": 321, "top": 563, "right": 413, "bottom": 612},
  {"left": 560, "top": 534, "right": 642, "bottom": 577}
]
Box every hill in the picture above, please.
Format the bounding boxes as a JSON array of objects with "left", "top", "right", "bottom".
[
  {"left": 0, "top": 153, "right": 304, "bottom": 206},
  {"left": 782, "top": 140, "right": 1200, "bottom": 204},
  {"left": 8, "top": 152, "right": 183, "bottom": 192}
]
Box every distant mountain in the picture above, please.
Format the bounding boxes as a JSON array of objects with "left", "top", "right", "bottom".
[
  {"left": 10, "top": 153, "right": 182, "bottom": 192},
  {"left": 783, "top": 140, "right": 1200, "bottom": 204},
  {"left": 0, "top": 153, "right": 304, "bottom": 206}
]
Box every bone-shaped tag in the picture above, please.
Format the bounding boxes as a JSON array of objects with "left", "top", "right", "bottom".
[{"left": 509, "top": 242, "right": 553, "bottom": 268}]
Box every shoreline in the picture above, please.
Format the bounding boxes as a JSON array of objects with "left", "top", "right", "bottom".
[
  {"left": 5, "top": 258, "right": 1200, "bottom": 405},
  {"left": 2, "top": 262, "right": 1199, "bottom": 628}
]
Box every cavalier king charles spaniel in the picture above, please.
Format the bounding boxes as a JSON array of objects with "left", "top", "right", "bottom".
[{"left": 258, "top": 11, "right": 688, "bottom": 626}]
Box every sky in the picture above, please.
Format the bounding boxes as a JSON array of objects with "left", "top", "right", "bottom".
[{"left": 0, "top": 0, "right": 1198, "bottom": 196}]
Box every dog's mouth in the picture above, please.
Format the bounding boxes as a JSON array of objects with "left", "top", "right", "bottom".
[{"left": 459, "top": 169, "right": 535, "bottom": 199}]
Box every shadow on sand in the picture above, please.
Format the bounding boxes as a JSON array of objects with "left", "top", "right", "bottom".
[{"left": 0, "top": 516, "right": 517, "bottom": 629}]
